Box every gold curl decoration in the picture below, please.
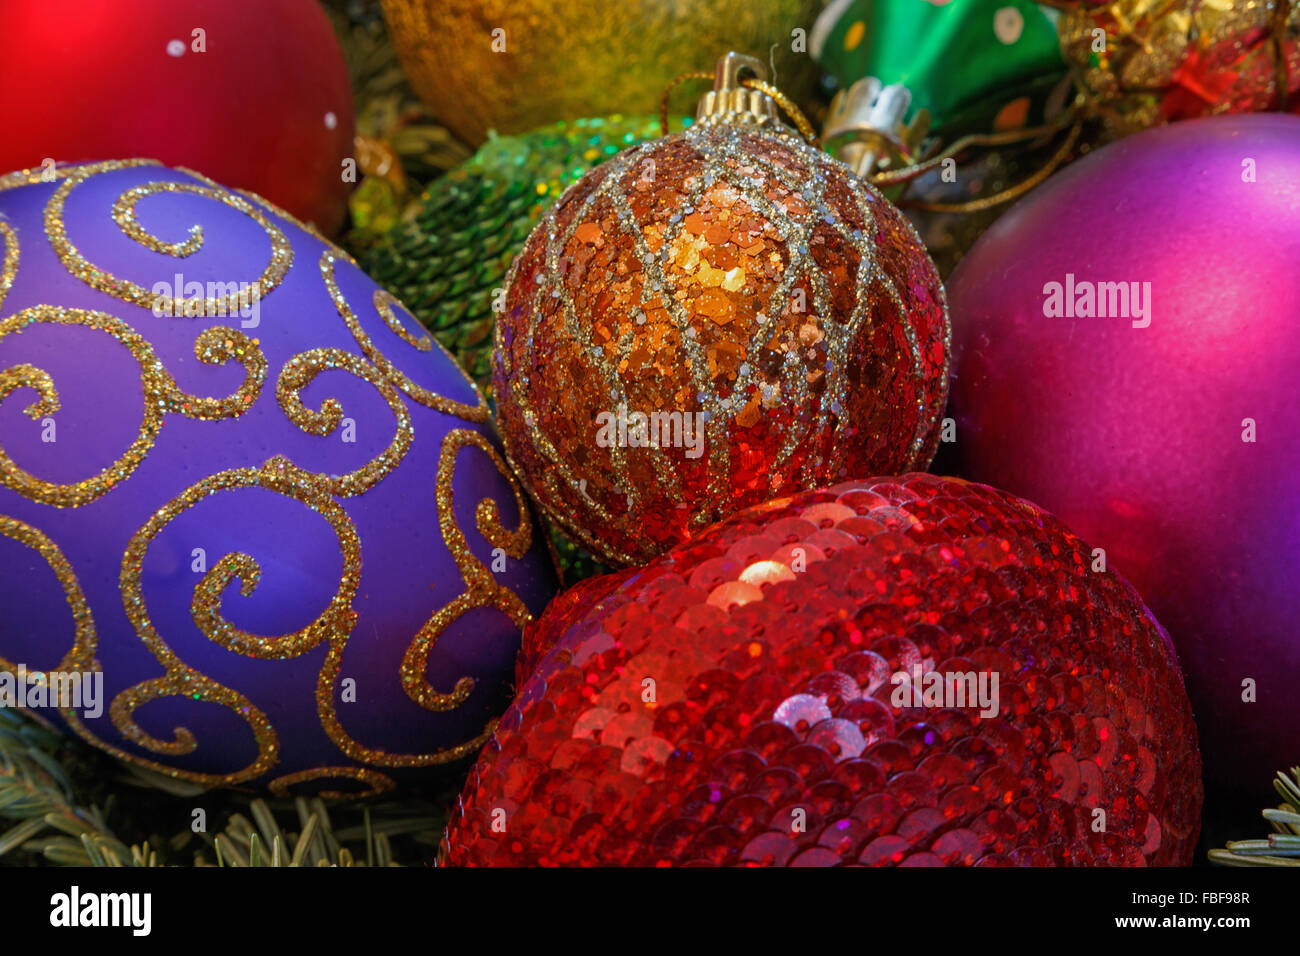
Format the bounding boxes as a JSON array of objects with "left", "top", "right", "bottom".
[
  {"left": 401, "top": 429, "right": 535, "bottom": 712},
  {"left": 44, "top": 160, "right": 293, "bottom": 318},
  {"left": 0, "top": 221, "right": 16, "bottom": 312},
  {"left": 0, "top": 306, "right": 266, "bottom": 508},
  {"left": 274, "top": 347, "right": 413, "bottom": 498},
  {"left": 314, "top": 428, "right": 536, "bottom": 766},
  {"left": 268, "top": 766, "right": 398, "bottom": 800},
  {"left": 172, "top": 326, "right": 268, "bottom": 419},
  {"left": 75, "top": 458, "right": 363, "bottom": 786},
  {"left": 319, "top": 252, "right": 489, "bottom": 423},
  {"left": 0, "top": 515, "right": 98, "bottom": 680}
]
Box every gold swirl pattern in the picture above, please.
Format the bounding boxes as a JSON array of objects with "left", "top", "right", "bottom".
[
  {"left": 275, "top": 347, "right": 413, "bottom": 498},
  {"left": 45, "top": 161, "right": 293, "bottom": 317},
  {"left": 0, "top": 221, "right": 16, "bottom": 311},
  {"left": 0, "top": 162, "right": 545, "bottom": 790},
  {"left": 319, "top": 252, "right": 490, "bottom": 423},
  {"left": 0, "top": 516, "right": 97, "bottom": 680},
  {"left": 315, "top": 429, "right": 535, "bottom": 765},
  {"left": 404, "top": 429, "right": 535, "bottom": 711},
  {"left": 175, "top": 327, "right": 268, "bottom": 419},
  {"left": 83, "top": 458, "right": 362, "bottom": 786},
  {"left": 183, "top": 457, "right": 360, "bottom": 664},
  {"left": 268, "top": 767, "right": 398, "bottom": 800},
  {"left": 0, "top": 306, "right": 266, "bottom": 507}
]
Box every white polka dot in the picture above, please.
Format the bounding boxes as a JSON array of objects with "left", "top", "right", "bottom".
[
  {"left": 166, "top": 39, "right": 186, "bottom": 57},
  {"left": 324, "top": 112, "right": 338, "bottom": 130},
  {"left": 994, "top": 7, "right": 1024, "bottom": 45}
]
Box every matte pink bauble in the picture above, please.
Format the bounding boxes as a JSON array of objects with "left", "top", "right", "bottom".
[{"left": 947, "top": 114, "right": 1300, "bottom": 812}]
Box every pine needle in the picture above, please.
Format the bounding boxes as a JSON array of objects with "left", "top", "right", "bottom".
[
  {"left": 1210, "top": 767, "right": 1300, "bottom": 866},
  {"left": 1, "top": 710, "right": 448, "bottom": 867}
]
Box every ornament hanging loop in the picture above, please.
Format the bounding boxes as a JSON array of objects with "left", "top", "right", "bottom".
[
  {"left": 659, "top": 52, "right": 819, "bottom": 146},
  {"left": 696, "top": 52, "right": 778, "bottom": 130}
]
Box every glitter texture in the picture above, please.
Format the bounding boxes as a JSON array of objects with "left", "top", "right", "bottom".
[
  {"left": 0, "top": 221, "right": 16, "bottom": 310},
  {"left": 0, "top": 306, "right": 265, "bottom": 508},
  {"left": 46, "top": 161, "right": 294, "bottom": 317},
  {"left": 441, "top": 475, "right": 1202, "bottom": 866},
  {"left": 495, "top": 124, "right": 949, "bottom": 566}
]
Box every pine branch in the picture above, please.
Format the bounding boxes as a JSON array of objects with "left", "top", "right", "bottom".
[
  {"left": 0, "top": 709, "right": 135, "bottom": 865},
  {"left": 2, "top": 710, "right": 452, "bottom": 866},
  {"left": 1208, "top": 768, "right": 1300, "bottom": 866}
]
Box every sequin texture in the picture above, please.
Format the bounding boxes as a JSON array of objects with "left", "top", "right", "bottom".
[{"left": 441, "top": 475, "right": 1202, "bottom": 866}]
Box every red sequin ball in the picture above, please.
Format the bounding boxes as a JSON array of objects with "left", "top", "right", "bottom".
[{"left": 443, "top": 475, "right": 1202, "bottom": 866}]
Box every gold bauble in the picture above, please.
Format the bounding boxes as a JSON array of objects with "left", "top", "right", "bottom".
[{"left": 380, "top": 0, "right": 822, "bottom": 145}]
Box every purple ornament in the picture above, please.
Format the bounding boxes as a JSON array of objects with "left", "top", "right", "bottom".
[
  {"left": 946, "top": 114, "right": 1300, "bottom": 812},
  {"left": 0, "top": 161, "right": 557, "bottom": 795}
]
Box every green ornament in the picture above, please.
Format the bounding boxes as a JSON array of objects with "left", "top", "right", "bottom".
[
  {"left": 810, "top": 0, "right": 1068, "bottom": 137},
  {"left": 361, "top": 115, "right": 680, "bottom": 395}
]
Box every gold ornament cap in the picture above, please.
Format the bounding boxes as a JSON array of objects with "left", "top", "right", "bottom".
[{"left": 693, "top": 52, "right": 787, "bottom": 134}]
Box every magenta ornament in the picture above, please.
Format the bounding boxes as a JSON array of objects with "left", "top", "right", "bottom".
[
  {"left": 947, "top": 114, "right": 1300, "bottom": 811},
  {"left": 0, "top": 161, "right": 557, "bottom": 795}
]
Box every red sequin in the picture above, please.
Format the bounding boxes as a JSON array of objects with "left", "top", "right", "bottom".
[{"left": 442, "top": 475, "right": 1202, "bottom": 866}]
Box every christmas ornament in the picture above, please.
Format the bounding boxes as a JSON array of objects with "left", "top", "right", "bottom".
[
  {"left": 494, "top": 56, "right": 949, "bottom": 567},
  {"left": 946, "top": 113, "right": 1300, "bottom": 812},
  {"left": 0, "top": 0, "right": 355, "bottom": 236},
  {"left": 441, "top": 474, "right": 1203, "bottom": 866},
  {"left": 811, "top": 0, "right": 1068, "bottom": 138},
  {"left": 379, "top": 0, "right": 821, "bottom": 145},
  {"left": 363, "top": 116, "right": 671, "bottom": 393},
  {"left": 1058, "top": 0, "right": 1300, "bottom": 138},
  {"left": 821, "top": 81, "right": 1084, "bottom": 279},
  {"left": 810, "top": 0, "right": 1084, "bottom": 279},
  {"left": 514, "top": 565, "right": 635, "bottom": 688},
  {"left": 0, "top": 160, "right": 557, "bottom": 794}
]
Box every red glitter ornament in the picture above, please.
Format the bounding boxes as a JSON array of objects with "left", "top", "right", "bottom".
[
  {"left": 442, "top": 474, "right": 1202, "bottom": 866},
  {"left": 493, "top": 62, "right": 948, "bottom": 567},
  {"left": 0, "top": 0, "right": 354, "bottom": 234}
]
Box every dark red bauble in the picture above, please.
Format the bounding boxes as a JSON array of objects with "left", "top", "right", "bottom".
[
  {"left": 443, "top": 475, "right": 1202, "bottom": 866},
  {"left": 0, "top": 0, "right": 353, "bottom": 234}
]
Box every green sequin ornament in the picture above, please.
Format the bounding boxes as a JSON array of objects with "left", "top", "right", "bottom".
[{"left": 362, "top": 115, "right": 682, "bottom": 394}]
